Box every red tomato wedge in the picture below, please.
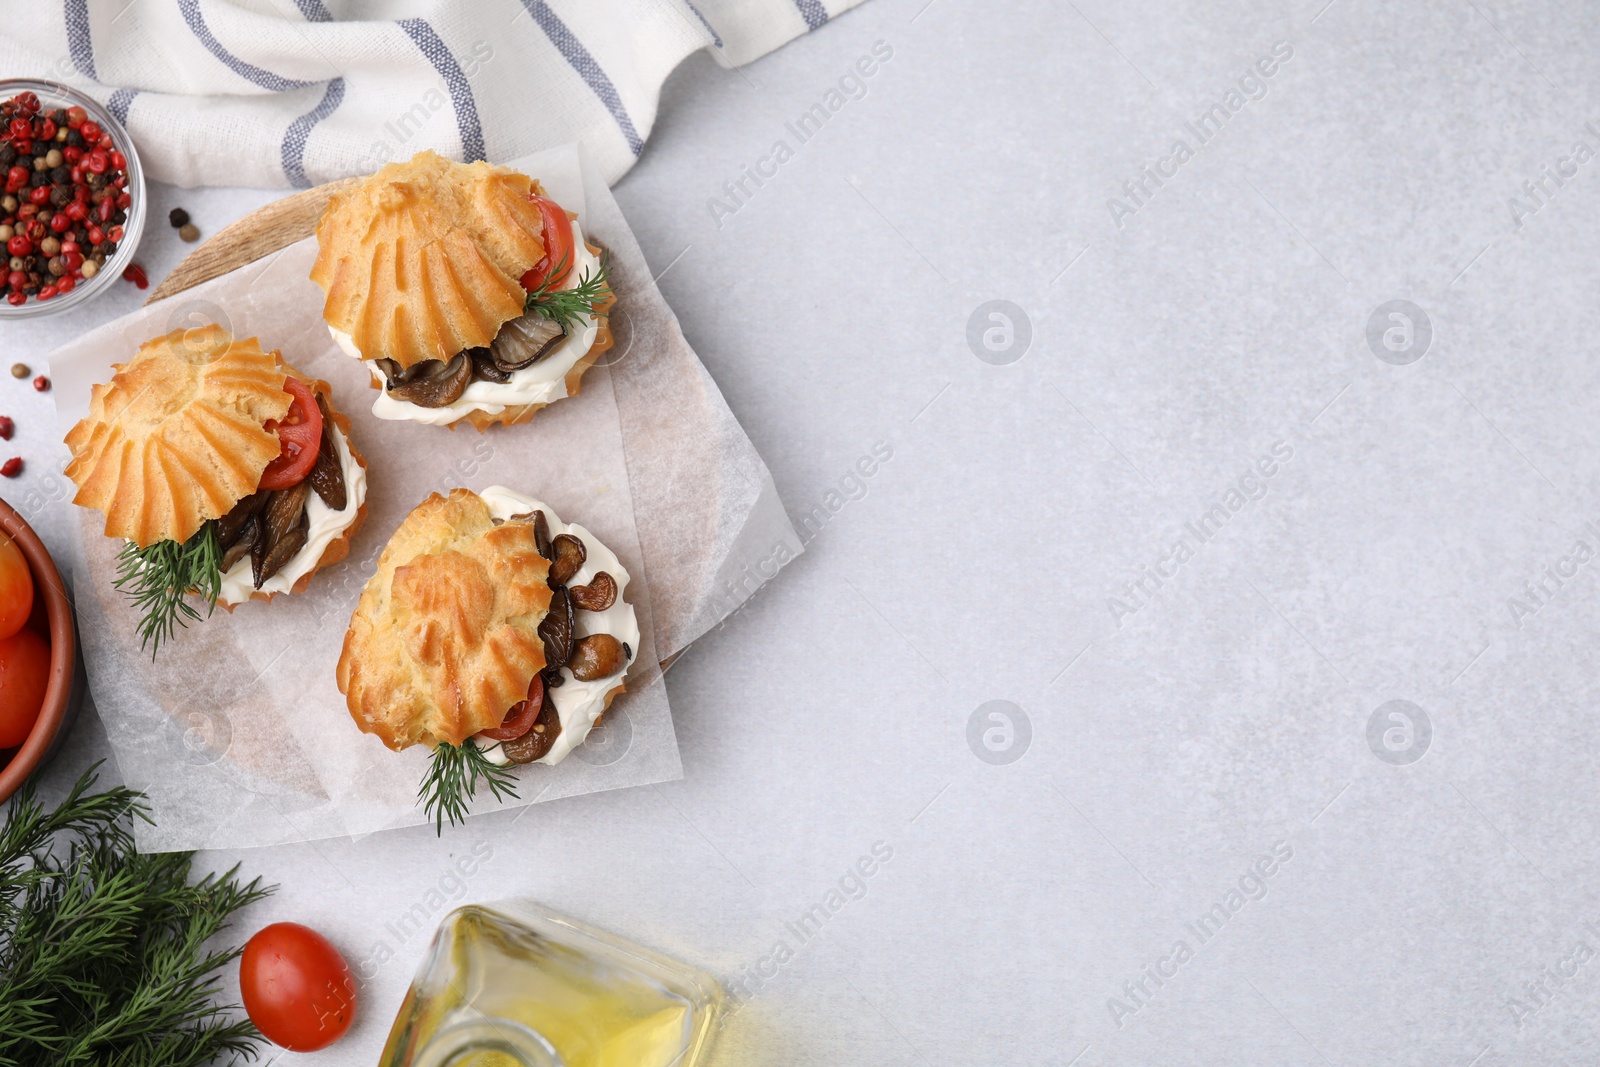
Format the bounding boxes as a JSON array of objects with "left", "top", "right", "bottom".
[
  {"left": 0, "top": 627, "right": 47, "bottom": 748},
  {"left": 0, "top": 532, "right": 32, "bottom": 640},
  {"left": 258, "top": 378, "right": 322, "bottom": 491},
  {"left": 480, "top": 673, "right": 544, "bottom": 741},
  {"left": 241, "top": 922, "right": 356, "bottom": 1052},
  {"left": 520, "top": 194, "right": 574, "bottom": 292}
]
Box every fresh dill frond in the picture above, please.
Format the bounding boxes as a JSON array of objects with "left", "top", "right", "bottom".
[
  {"left": 0, "top": 764, "right": 275, "bottom": 1067},
  {"left": 524, "top": 255, "right": 614, "bottom": 333},
  {"left": 113, "top": 522, "right": 222, "bottom": 657},
  {"left": 420, "top": 742, "right": 520, "bottom": 834}
]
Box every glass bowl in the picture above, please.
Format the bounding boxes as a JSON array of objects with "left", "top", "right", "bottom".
[{"left": 0, "top": 78, "right": 145, "bottom": 319}]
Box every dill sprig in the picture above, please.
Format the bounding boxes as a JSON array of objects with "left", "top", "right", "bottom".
[
  {"left": 419, "top": 742, "right": 520, "bottom": 834},
  {"left": 114, "top": 523, "right": 222, "bottom": 657},
  {"left": 524, "top": 255, "right": 613, "bottom": 333},
  {"left": 0, "top": 764, "right": 274, "bottom": 1067}
]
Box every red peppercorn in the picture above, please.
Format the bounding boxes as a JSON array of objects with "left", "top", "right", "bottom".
[
  {"left": 27, "top": 185, "right": 49, "bottom": 206},
  {"left": 80, "top": 120, "right": 100, "bottom": 142},
  {"left": 0, "top": 417, "right": 12, "bottom": 440},
  {"left": 97, "top": 133, "right": 112, "bottom": 150},
  {"left": 61, "top": 251, "right": 81, "bottom": 272},
  {"left": 6, "top": 165, "right": 25, "bottom": 186},
  {"left": 7, "top": 117, "right": 29, "bottom": 139},
  {"left": 64, "top": 200, "right": 85, "bottom": 221},
  {"left": 12, "top": 139, "right": 29, "bottom": 155},
  {"left": 15, "top": 92, "right": 38, "bottom": 114},
  {"left": 122, "top": 263, "right": 147, "bottom": 289},
  {"left": 86, "top": 151, "right": 107, "bottom": 175},
  {"left": 56, "top": 275, "right": 73, "bottom": 293},
  {"left": 86, "top": 225, "right": 102, "bottom": 245},
  {"left": 4, "top": 292, "right": 22, "bottom": 307},
  {"left": 96, "top": 195, "right": 112, "bottom": 222},
  {"left": 48, "top": 212, "right": 67, "bottom": 233},
  {"left": 6, "top": 235, "right": 29, "bottom": 256},
  {"left": 107, "top": 224, "right": 123, "bottom": 242},
  {"left": 115, "top": 191, "right": 130, "bottom": 210},
  {"left": 1, "top": 458, "right": 22, "bottom": 478},
  {"left": 35, "top": 286, "right": 55, "bottom": 300},
  {"left": 65, "top": 105, "right": 85, "bottom": 127},
  {"left": 31, "top": 376, "right": 47, "bottom": 391},
  {"left": 63, "top": 145, "right": 82, "bottom": 164},
  {"left": 39, "top": 119, "right": 55, "bottom": 140},
  {"left": 109, "top": 150, "right": 126, "bottom": 170}
]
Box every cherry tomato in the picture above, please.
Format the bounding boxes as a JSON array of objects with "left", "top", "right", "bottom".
[
  {"left": 0, "top": 627, "right": 49, "bottom": 748},
  {"left": 479, "top": 673, "right": 544, "bottom": 741},
  {"left": 519, "top": 194, "right": 574, "bottom": 292},
  {"left": 0, "top": 532, "right": 32, "bottom": 640},
  {"left": 241, "top": 922, "right": 356, "bottom": 1052},
  {"left": 257, "top": 378, "right": 323, "bottom": 491}
]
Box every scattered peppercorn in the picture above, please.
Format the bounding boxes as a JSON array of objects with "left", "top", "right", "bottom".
[
  {"left": 121, "top": 262, "right": 147, "bottom": 289},
  {"left": 0, "top": 416, "right": 12, "bottom": 440},
  {"left": 9, "top": 362, "right": 25, "bottom": 378},
  {"left": 31, "top": 375, "right": 47, "bottom": 392},
  {"left": 168, "top": 206, "right": 189, "bottom": 228},
  {"left": 178, "top": 223, "right": 199, "bottom": 243},
  {"left": 0, "top": 457, "right": 21, "bottom": 478}
]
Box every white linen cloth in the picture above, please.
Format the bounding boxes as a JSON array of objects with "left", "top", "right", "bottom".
[{"left": 0, "top": 0, "right": 866, "bottom": 188}]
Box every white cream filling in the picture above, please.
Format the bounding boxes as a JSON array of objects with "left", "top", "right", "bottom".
[
  {"left": 329, "top": 222, "right": 603, "bottom": 427},
  {"left": 217, "top": 423, "right": 366, "bottom": 605},
  {"left": 469, "top": 486, "right": 639, "bottom": 767}
]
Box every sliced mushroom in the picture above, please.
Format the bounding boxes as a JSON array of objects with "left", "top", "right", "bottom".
[
  {"left": 491, "top": 313, "right": 565, "bottom": 371},
  {"left": 538, "top": 586, "right": 574, "bottom": 669},
  {"left": 214, "top": 490, "right": 268, "bottom": 552},
  {"left": 568, "top": 634, "right": 626, "bottom": 681},
  {"left": 385, "top": 353, "right": 471, "bottom": 408},
  {"left": 532, "top": 511, "right": 552, "bottom": 560},
  {"left": 251, "top": 482, "right": 311, "bottom": 588},
  {"left": 373, "top": 357, "right": 428, "bottom": 390},
  {"left": 468, "top": 346, "right": 511, "bottom": 384},
  {"left": 220, "top": 513, "right": 258, "bottom": 572},
  {"left": 254, "top": 511, "right": 308, "bottom": 588},
  {"left": 501, "top": 690, "right": 561, "bottom": 763},
  {"left": 549, "top": 534, "right": 586, "bottom": 586},
  {"left": 307, "top": 391, "right": 347, "bottom": 511},
  {"left": 570, "top": 571, "right": 616, "bottom": 611}
]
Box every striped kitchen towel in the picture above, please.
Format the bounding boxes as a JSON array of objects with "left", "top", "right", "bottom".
[{"left": 0, "top": 0, "right": 867, "bottom": 188}]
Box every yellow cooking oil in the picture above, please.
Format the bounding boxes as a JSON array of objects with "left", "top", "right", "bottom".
[{"left": 379, "top": 903, "right": 722, "bottom": 1067}]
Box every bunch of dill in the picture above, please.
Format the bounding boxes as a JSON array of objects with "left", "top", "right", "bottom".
[{"left": 0, "top": 766, "right": 273, "bottom": 1066}]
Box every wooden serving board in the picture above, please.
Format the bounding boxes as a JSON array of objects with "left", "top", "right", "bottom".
[{"left": 144, "top": 176, "right": 362, "bottom": 304}]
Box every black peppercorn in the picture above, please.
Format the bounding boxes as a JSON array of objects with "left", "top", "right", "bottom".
[
  {"left": 168, "top": 207, "right": 189, "bottom": 228},
  {"left": 50, "top": 165, "right": 68, "bottom": 184},
  {"left": 29, "top": 170, "right": 48, "bottom": 188},
  {"left": 64, "top": 129, "right": 83, "bottom": 148},
  {"left": 0, "top": 146, "right": 15, "bottom": 168}
]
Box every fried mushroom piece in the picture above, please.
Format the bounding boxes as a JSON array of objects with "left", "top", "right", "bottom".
[
  {"left": 548, "top": 534, "right": 586, "bottom": 586},
  {"left": 384, "top": 352, "right": 471, "bottom": 407},
  {"left": 501, "top": 689, "right": 561, "bottom": 763},
  {"left": 569, "top": 571, "right": 616, "bottom": 611},
  {"left": 251, "top": 481, "right": 311, "bottom": 588},
  {"left": 568, "top": 634, "right": 626, "bottom": 681},
  {"left": 538, "top": 586, "right": 574, "bottom": 669},
  {"left": 307, "top": 391, "right": 347, "bottom": 510}
]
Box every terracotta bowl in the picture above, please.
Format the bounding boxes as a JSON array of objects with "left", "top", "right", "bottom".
[{"left": 0, "top": 498, "right": 79, "bottom": 803}]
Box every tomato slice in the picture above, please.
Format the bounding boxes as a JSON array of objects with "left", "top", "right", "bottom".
[
  {"left": 0, "top": 532, "right": 32, "bottom": 640},
  {"left": 258, "top": 378, "right": 323, "bottom": 491},
  {"left": 480, "top": 673, "right": 544, "bottom": 741},
  {"left": 241, "top": 922, "right": 356, "bottom": 1052},
  {"left": 520, "top": 194, "right": 574, "bottom": 292}
]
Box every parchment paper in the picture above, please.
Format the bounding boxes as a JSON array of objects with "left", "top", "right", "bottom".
[{"left": 46, "top": 145, "right": 801, "bottom": 852}]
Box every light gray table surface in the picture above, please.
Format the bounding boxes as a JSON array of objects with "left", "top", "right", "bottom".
[{"left": 7, "top": 0, "right": 1600, "bottom": 1062}]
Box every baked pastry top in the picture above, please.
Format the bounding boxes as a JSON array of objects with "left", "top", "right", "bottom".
[
  {"left": 338, "top": 488, "right": 553, "bottom": 750},
  {"left": 64, "top": 324, "right": 293, "bottom": 547},
  {"left": 310, "top": 150, "right": 547, "bottom": 371}
]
